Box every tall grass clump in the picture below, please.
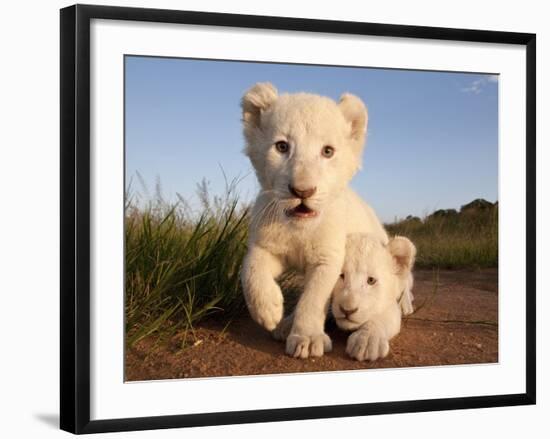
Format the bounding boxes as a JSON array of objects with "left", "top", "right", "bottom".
[
  {"left": 125, "top": 178, "right": 249, "bottom": 347},
  {"left": 386, "top": 201, "right": 498, "bottom": 269}
]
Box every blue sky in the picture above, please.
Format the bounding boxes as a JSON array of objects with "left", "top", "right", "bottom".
[{"left": 125, "top": 56, "right": 498, "bottom": 223}]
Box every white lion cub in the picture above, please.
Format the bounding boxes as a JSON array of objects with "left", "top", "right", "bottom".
[
  {"left": 332, "top": 233, "right": 416, "bottom": 361},
  {"left": 240, "top": 82, "right": 389, "bottom": 358}
]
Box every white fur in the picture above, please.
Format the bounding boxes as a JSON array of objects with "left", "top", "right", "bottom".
[
  {"left": 332, "top": 234, "right": 416, "bottom": 361},
  {"left": 240, "top": 83, "right": 388, "bottom": 358}
]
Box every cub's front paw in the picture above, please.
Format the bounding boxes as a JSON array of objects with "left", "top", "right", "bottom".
[
  {"left": 285, "top": 333, "right": 332, "bottom": 359},
  {"left": 346, "top": 324, "right": 390, "bottom": 361},
  {"left": 255, "top": 302, "right": 283, "bottom": 332},
  {"left": 246, "top": 288, "right": 283, "bottom": 332}
]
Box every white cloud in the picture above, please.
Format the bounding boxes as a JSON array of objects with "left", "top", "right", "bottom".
[{"left": 461, "top": 75, "right": 498, "bottom": 94}]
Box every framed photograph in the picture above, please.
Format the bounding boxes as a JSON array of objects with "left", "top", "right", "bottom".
[{"left": 60, "top": 4, "right": 536, "bottom": 434}]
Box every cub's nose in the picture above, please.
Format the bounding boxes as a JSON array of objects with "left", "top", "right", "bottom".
[
  {"left": 339, "top": 305, "right": 359, "bottom": 318},
  {"left": 288, "top": 185, "right": 317, "bottom": 199}
]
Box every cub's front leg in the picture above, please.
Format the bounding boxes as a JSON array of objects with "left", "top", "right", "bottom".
[
  {"left": 241, "top": 245, "right": 285, "bottom": 331},
  {"left": 286, "top": 264, "right": 340, "bottom": 358}
]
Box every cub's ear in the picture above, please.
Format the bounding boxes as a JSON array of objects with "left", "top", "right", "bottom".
[
  {"left": 241, "top": 82, "right": 278, "bottom": 129},
  {"left": 338, "top": 93, "right": 368, "bottom": 141},
  {"left": 388, "top": 236, "right": 416, "bottom": 277}
]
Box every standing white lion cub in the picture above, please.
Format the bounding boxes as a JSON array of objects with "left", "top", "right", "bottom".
[{"left": 240, "top": 82, "right": 389, "bottom": 358}]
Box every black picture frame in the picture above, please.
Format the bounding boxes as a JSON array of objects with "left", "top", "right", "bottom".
[{"left": 60, "top": 4, "right": 536, "bottom": 434}]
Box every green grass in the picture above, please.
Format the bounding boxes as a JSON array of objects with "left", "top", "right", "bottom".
[
  {"left": 385, "top": 205, "right": 498, "bottom": 269},
  {"left": 125, "top": 180, "right": 249, "bottom": 347},
  {"left": 125, "top": 181, "right": 498, "bottom": 347}
]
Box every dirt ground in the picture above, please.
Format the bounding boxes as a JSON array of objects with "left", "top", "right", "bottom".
[{"left": 125, "top": 269, "right": 498, "bottom": 381}]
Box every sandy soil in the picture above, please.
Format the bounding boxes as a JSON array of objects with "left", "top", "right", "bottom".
[{"left": 125, "top": 269, "right": 498, "bottom": 381}]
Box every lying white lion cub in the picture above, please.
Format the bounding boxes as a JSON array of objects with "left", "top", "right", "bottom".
[{"left": 332, "top": 233, "right": 416, "bottom": 361}]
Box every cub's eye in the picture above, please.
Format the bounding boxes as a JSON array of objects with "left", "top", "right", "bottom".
[
  {"left": 275, "top": 141, "right": 290, "bottom": 154},
  {"left": 321, "top": 145, "right": 335, "bottom": 158},
  {"left": 367, "top": 276, "right": 377, "bottom": 285},
  {"left": 340, "top": 273, "right": 345, "bottom": 280}
]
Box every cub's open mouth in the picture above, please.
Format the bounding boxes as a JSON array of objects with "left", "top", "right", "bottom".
[{"left": 285, "top": 203, "right": 318, "bottom": 219}]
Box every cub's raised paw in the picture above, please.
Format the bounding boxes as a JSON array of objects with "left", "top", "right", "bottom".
[
  {"left": 285, "top": 333, "right": 332, "bottom": 359},
  {"left": 346, "top": 324, "right": 390, "bottom": 361},
  {"left": 255, "top": 302, "right": 283, "bottom": 332},
  {"left": 246, "top": 287, "right": 283, "bottom": 332}
]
